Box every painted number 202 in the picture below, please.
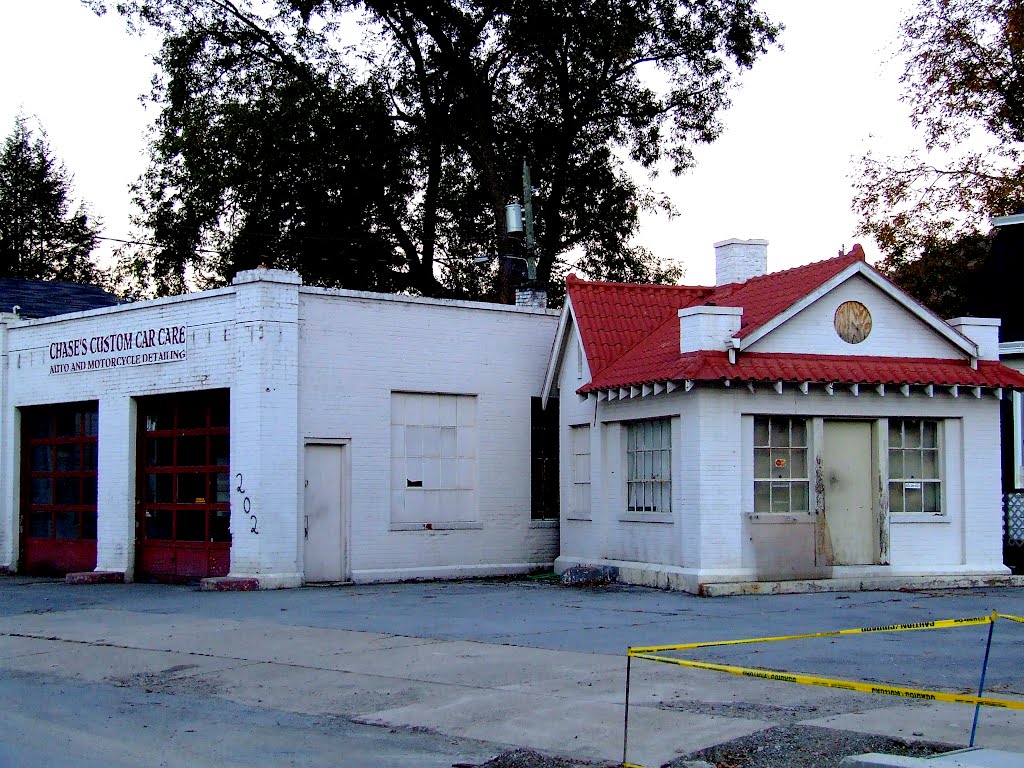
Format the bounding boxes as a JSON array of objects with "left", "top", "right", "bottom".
[{"left": 235, "top": 472, "right": 258, "bottom": 534}]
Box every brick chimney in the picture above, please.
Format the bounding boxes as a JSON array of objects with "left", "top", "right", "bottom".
[{"left": 715, "top": 239, "right": 768, "bottom": 286}]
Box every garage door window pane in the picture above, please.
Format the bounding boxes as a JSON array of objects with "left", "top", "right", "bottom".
[
  {"left": 145, "top": 509, "right": 173, "bottom": 539},
  {"left": 29, "top": 510, "right": 51, "bottom": 537},
  {"left": 176, "top": 510, "right": 205, "bottom": 541},
  {"left": 55, "top": 510, "right": 79, "bottom": 540}
]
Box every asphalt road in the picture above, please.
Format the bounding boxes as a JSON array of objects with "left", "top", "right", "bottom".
[{"left": 1, "top": 577, "right": 1022, "bottom": 767}]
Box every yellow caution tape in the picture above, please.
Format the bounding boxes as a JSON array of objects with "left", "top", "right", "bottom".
[
  {"left": 997, "top": 612, "right": 1024, "bottom": 624},
  {"left": 627, "top": 652, "right": 1024, "bottom": 709},
  {"left": 630, "top": 615, "right": 994, "bottom": 654}
]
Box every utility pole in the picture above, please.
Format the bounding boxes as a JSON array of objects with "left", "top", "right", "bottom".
[{"left": 522, "top": 160, "right": 537, "bottom": 282}]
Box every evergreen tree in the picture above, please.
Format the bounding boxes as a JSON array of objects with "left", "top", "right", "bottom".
[{"left": 0, "top": 117, "right": 103, "bottom": 284}]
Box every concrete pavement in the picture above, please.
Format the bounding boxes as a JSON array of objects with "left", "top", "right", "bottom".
[{"left": 1, "top": 578, "right": 1022, "bottom": 767}]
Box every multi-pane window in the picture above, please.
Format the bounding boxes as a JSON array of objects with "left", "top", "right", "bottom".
[
  {"left": 754, "top": 416, "right": 809, "bottom": 514},
  {"left": 391, "top": 392, "right": 477, "bottom": 524},
  {"left": 570, "top": 425, "right": 591, "bottom": 516},
  {"left": 888, "top": 419, "right": 941, "bottom": 514},
  {"left": 626, "top": 419, "right": 671, "bottom": 513},
  {"left": 24, "top": 404, "right": 98, "bottom": 542}
]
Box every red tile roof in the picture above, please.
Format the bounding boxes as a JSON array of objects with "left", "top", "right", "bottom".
[
  {"left": 579, "top": 352, "right": 1024, "bottom": 392},
  {"left": 566, "top": 276, "right": 710, "bottom": 376},
  {"left": 567, "top": 245, "right": 1024, "bottom": 392}
]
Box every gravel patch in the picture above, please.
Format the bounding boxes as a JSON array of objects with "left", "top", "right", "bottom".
[
  {"left": 464, "top": 726, "right": 957, "bottom": 768},
  {"left": 667, "top": 724, "right": 956, "bottom": 768},
  {"left": 457, "top": 748, "right": 614, "bottom": 768}
]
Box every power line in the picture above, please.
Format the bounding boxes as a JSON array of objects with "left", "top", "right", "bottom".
[{"left": 95, "top": 236, "right": 225, "bottom": 255}]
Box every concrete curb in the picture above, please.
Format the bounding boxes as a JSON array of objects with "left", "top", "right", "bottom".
[
  {"left": 698, "top": 574, "right": 1018, "bottom": 597},
  {"left": 65, "top": 571, "right": 125, "bottom": 585},
  {"left": 199, "top": 576, "right": 260, "bottom": 592}
]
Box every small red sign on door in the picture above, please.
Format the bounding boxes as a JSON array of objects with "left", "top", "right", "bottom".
[{"left": 775, "top": 458, "right": 786, "bottom": 468}]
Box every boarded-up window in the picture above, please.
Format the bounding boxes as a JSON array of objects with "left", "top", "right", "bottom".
[{"left": 391, "top": 393, "right": 477, "bottom": 524}]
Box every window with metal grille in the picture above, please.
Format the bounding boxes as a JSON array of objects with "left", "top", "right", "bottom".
[
  {"left": 754, "top": 416, "right": 809, "bottom": 514},
  {"left": 626, "top": 419, "right": 671, "bottom": 513},
  {"left": 24, "top": 404, "right": 98, "bottom": 542},
  {"left": 888, "top": 418, "right": 941, "bottom": 514}
]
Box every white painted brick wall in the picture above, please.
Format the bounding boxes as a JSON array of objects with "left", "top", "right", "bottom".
[
  {"left": 297, "top": 289, "right": 559, "bottom": 582},
  {"left": 0, "top": 290, "right": 238, "bottom": 574},
  {"left": 0, "top": 276, "right": 558, "bottom": 583}
]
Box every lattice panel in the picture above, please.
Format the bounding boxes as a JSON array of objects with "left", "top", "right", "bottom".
[{"left": 1005, "top": 493, "right": 1024, "bottom": 546}]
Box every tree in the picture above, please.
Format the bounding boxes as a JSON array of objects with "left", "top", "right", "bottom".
[
  {"left": 90, "top": 0, "right": 779, "bottom": 298},
  {"left": 852, "top": 0, "right": 1024, "bottom": 308},
  {"left": 0, "top": 117, "right": 103, "bottom": 284}
]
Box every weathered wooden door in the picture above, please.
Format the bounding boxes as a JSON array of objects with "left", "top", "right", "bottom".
[{"left": 823, "top": 421, "right": 875, "bottom": 565}]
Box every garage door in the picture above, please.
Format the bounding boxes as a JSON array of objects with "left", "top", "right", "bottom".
[
  {"left": 22, "top": 403, "right": 98, "bottom": 576},
  {"left": 136, "top": 390, "right": 230, "bottom": 582}
]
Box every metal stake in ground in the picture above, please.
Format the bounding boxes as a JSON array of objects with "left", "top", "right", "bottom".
[
  {"left": 970, "top": 610, "right": 998, "bottom": 747},
  {"left": 622, "top": 652, "right": 636, "bottom": 768}
]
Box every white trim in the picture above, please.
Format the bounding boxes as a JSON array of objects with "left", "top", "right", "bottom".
[
  {"left": 999, "top": 340, "right": 1024, "bottom": 356},
  {"left": 541, "top": 300, "right": 576, "bottom": 409},
  {"left": 735, "top": 261, "right": 977, "bottom": 358},
  {"left": 1015, "top": 391, "right": 1023, "bottom": 489}
]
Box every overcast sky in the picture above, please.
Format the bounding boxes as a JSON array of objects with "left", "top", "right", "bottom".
[{"left": 0, "top": 0, "right": 918, "bottom": 286}]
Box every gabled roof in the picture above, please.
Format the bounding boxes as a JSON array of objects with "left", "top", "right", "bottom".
[
  {"left": 0, "top": 279, "right": 120, "bottom": 319},
  {"left": 565, "top": 276, "right": 709, "bottom": 376},
  {"left": 556, "top": 246, "right": 1024, "bottom": 395}
]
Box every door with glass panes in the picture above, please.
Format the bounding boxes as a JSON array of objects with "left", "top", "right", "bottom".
[
  {"left": 136, "top": 390, "right": 230, "bottom": 582},
  {"left": 21, "top": 403, "right": 98, "bottom": 575}
]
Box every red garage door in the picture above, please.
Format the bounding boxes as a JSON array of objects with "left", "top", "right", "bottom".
[
  {"left": 136, "top": 390, "right": 230, "bottom": 583},
  {"left": 22, "top": 403, "right": 98, "bottom": 576}
]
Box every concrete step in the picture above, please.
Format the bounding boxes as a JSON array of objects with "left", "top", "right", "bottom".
[{"left": 841, "top": 748, "right": 1024, "bottom": 767}]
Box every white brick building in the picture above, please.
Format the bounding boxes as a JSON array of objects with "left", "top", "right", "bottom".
[
  {"left": 544, "top": 242, "right": 1024, "bottom": 593},
  {"left": 0, "top": 269, "right": 559, "bottom": 587}
]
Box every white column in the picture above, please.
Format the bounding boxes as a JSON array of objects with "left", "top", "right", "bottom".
[
  {"left": 228, "top": 269, "right": 303, "bottom": 587},
  {"left": 0, "top": 319, "right": 14, "bottom": 570},
  {"left": 95, "top": 394, "right": 137, "bottom": 576}
]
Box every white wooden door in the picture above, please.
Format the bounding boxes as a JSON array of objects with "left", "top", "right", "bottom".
[
  {"left": 823, "top": 421, "right": 875, "bottom": 565},
  {"left": 303, "top": 444, "right": 347, "bottom": 582}
]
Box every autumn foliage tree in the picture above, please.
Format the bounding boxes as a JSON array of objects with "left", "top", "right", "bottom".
[
  {"left": 88, "top": 0, "right": 779, "bottom": 299},
  {"left": 852, "top": 0, "right": 1024, "bottom": 316}
]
